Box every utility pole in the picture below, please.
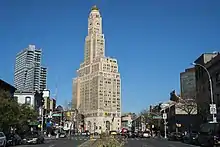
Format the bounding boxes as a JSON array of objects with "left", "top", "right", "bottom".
[{"left": 40, "top": 93, "right": 45, "bottom": 133}]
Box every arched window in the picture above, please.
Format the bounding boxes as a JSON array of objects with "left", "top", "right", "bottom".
[
  {"left": 25, "top": 96, "right": 31, "bottom": 105},
  {"left": 106, "top": 121, "right": 110, "bottom": 131}
]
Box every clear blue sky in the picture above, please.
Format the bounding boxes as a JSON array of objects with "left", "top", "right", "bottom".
[{"left": 0, "top": 0, "right": 220, "bottom": 113}]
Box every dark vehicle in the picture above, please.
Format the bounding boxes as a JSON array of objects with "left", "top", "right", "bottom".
[
  {"left": 182, "top": 132, "right": 199, "bottom": 145},
  {"left": 22, "top": 131, "right": 44, "bottom": 145},
  {"left": 6, "top": 133, "right": 22, "bottom": 146},
  {"left": 132, "top": 132, "right": 139, "bottom": 138},
  {"left": 197, "top": 122, "right": 220, "bottom": 147},
  {"left": 168, "top": 132, "right": 183, "bottom": 141}
]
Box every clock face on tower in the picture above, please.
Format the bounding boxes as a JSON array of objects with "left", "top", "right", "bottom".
[{"left": 94, "top": 20, "right": 100, "bottom": 27}]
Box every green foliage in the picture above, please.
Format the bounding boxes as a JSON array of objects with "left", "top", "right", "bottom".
[
  {"left": 0, "top": 90, "right": 20, "bottom": 131},
  {"left": 0, "top": 89, "right": 38, "bottom": 133},
  {"left": 92, "top": 133, "right": 124, "bottom": 147}
]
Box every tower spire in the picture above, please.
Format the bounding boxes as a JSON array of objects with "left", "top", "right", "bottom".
[{"left": 91, "top": 5, "right": 99, "bottom": 11}]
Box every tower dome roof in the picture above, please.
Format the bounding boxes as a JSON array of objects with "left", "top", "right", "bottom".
[{"left": 91, "top": 5, "right": 99, "bottom": 11}]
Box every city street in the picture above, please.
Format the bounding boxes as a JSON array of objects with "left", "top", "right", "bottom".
[
  {"left": 16, "top": 137, "right": 199, "bottom": 147},
  {"left": 124, "top": 138, "right": 199, "bottom": 147}
]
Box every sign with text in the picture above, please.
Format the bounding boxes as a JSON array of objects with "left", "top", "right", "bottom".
[
  {"left": 210, "top": 104, "right": 217, "bottom": 114},
  {"left": 163, "top": 113, "right": 167, "bottom": 120}
]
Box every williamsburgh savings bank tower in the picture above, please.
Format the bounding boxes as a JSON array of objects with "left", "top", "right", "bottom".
[{"left": 72, "top": 6, "right": 122, "bottom": 133}]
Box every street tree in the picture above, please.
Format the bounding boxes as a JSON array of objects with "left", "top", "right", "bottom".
[
  {"left": 0, "top": 89, "right": 38, "bottom": 134},
  {"left": 170, "top": 90, "right": 197, "bottom": 115},
  {"left": 140, "top": 105, "right": 162, "bottom": 130},
  {"left": 170, "top": 90, "right": 197, "bottom": 132},
  {"left": 0, "top": 89, "right": 20, "bottom": 132}
]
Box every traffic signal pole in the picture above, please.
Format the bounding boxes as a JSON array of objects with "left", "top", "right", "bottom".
[{"left": 41, "top": 106, "right": 44, "bottom": 132}]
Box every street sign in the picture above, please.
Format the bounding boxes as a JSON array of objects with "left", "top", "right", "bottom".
[
  {"left": 210, "top": 104, "right": 217, "bottom": 114},
  {"left": 163, "top": 113, "right": 167, "bottom": 120},
  {"left": 153, "top": 116, "right": 162, "bottom": 119},
  {"left": 52, "top": 113, "right": 62, "bottom": 117}
]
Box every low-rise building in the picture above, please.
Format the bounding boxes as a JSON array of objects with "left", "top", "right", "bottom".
[
  {"left": 131, "top": 115, "right": 146, "bottom": 132},
  {"left": 14, "top": 91, "right": 35, "bottom": 107},
  {"left": 50, "top": 98, "right": 56, "bottom": 112},
  {"left": 14, "top": 91, "right": 43, "bottom": 111},
  {"left": 121, "top": 113, "right": 134, "bottom": 130},
  {"left": 160, "top": 92, "right": 199, "bottom": 133}
]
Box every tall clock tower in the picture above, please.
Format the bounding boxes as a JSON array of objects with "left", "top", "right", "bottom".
[
  {"left": 73, "top": 5, "right": 122, "bottom": 133},
  {"left": 88, "top": 5, "right": 103, "bottom": 35},
  {"left": 84, "top": 5, "right": 105, "bottom": 64}
]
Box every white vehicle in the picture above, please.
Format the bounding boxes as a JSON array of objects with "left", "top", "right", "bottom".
[
  {"left": 0, "top": 132, "right": 6, "bottom": 147},
  {"left": 143, "top": 131, "right": 151, "bottom": 138}
]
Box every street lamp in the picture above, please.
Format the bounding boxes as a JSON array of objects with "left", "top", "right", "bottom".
[{"left": 192, "top": 62, "right": 217, "bottom": 123}]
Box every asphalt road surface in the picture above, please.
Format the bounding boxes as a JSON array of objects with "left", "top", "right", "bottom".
[
  {"left": 124, "top": 138, "right": 199, "bottom": 147},
  {"left": 17, "top": 137, "right": 199, "bottom": 147}
]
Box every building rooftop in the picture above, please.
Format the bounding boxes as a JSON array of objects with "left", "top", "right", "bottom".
[{"left": 0, "top": 79, "right": 16, "bottom": 93}]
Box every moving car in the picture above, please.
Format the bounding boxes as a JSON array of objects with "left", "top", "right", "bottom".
[
  {"left": 0, "top": 132, "right": 6, "bottom": 147},
  {"left": 143, "top": 131, "right": 151, "bottom": 138}
]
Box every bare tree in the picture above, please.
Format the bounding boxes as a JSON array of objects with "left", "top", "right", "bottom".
[
  {"left": 175, "top": 98, "right": 197, "bottom": 115},
  {"left": 170, "top": 90, "right": 197, "bottom": 115}
]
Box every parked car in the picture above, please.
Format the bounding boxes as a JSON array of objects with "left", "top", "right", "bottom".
[
  {"left": 197, "top": 122, "right": 220, "bottom": 147},
  {"left": 110, "top": 131, "right": 117, "bottom": 135},
  {"left": 6, "top": 133, "right": 22, "bottom": 146},
  {"left": 0, "top": 132, "right": 6, "bottom": 147},
  {"left": 168, "top": 132, "right": 184, "bottom": 141},
  {"left": 182, "top": 132, "right": 199, "bottom": 145},
  {"left": 22, "top": 131, "right": 44, "bottom": 145},
  {"left": 143, "top": 131, "right": 151, "bottom": 138}
]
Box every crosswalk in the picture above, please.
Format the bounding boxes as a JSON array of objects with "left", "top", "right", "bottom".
[
  {"left": 70, "top": 137, "right": 151, "bottom": 141},
  {"left": 70, "top": 137, "right": 90, "bottom": 141},
  {"left": 116, "top": 138, "right": 151, "bottom": 141}
]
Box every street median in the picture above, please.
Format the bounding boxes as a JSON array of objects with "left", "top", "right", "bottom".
[{"left": 79, "top": 133, "right": 125, "bottom": 147}]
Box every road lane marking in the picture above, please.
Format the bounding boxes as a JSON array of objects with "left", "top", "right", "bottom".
[{"left": 49, "top": 145, "right": 55, "bottom": 147}]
